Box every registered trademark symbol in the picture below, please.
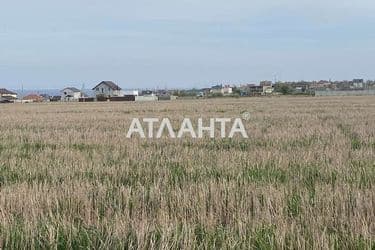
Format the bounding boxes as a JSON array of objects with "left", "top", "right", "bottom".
[{"left": 241, "top": 111, "right": 251, "bottom": 121}]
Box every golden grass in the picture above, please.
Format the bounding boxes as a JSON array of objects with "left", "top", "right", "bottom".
[{"left": 0, "top": 96, "right": 374, "bottom": 249}]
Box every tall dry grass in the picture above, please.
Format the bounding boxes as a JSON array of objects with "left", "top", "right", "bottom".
[{"left": 0, "top": 96, "right": 374, "bottom": 249}]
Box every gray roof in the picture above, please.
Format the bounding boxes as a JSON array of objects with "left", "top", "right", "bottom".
[
  {"left": 92, "top": 81, "right": 122, "bottom": 91},
  {"left": 62, "top": 87, "right": 81, "bottom": 92},
  {"left": 0, "top": 88, "right": 17, "bottom": 95},
  {"left": 211, "top": 84, "right": 223, "bottom": 89}
]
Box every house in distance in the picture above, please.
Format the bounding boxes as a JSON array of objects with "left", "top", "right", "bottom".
[
  {"left": 22, "top": 94, "right": 44, "bottom": 103},
  {"left": 0, "top": 88, "right": 18, "bottom": 103},
  {"left": 210, "top": 84, "right": 233, "bottom": 96},
  {"left": 93, "top": 81, "right": 122, "bottom": 99},
  {"left": 61, "top": 87, "right": 84, "bottom": 102}
]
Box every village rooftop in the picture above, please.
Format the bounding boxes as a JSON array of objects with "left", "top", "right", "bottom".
[{"left": 1, "top": 78, "right": 375, "bottom": 103}]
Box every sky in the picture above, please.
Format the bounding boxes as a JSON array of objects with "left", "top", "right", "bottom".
[{"left": 1, "top": 0, "right": 375, "bottom": 89}]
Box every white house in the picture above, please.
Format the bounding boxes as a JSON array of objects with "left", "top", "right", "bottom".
[
  {"left": 0, "top": 88, "right": 18, "bottom": 99},
  {"left": 210, "top": 85, "right": 233, "bottom": 95},
  {"left": 92, "top": 81, "right": 122, "bottom": 98},
  {"left": 210, "top": 85, "right": 224, "bottom": 95},
  {"left": 263, "top": 85, "right": 274, "bottom": 95},
  {"left": 61, "top": 87, "right": 83, "bottom": 101},
  {"left": 222, "top": 85, "right": 233, "bottom": 95}
]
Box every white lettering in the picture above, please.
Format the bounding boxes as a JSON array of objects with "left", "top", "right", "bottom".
[
  {"left": 126, "top": 118, "right": 146, "bottom": 138},
  {"left": 229, "top": 118, "right": 248, "bottom": 138},
  {"left": 177, "top": 118, "right": 197, "bottom": 138}
]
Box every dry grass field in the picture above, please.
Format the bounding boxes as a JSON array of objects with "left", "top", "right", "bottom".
[{"left": 0, "top": 96, "right": 374, "bottom": 249}]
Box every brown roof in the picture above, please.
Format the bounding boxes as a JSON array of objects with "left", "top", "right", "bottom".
[
  {"left": 23, "top": 94, "right": 44, "bottom": 102},
  {"left": 92, "top": 81, "right": 122, "bottom": 91},
  {"left": 0, "top": 88, "right": 17, "bottom": 95}
]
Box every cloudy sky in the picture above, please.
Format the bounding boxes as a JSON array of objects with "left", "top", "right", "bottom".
[{"left": 1, "top": 0, "right": 375, "bottom": 89}]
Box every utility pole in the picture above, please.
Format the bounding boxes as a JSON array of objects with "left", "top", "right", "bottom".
[
  {"left": 81, "top": 83, "right": 85, "bottom": 102},
  {"left": 273, "top": 74, "right": 278, "bottom": 85}
]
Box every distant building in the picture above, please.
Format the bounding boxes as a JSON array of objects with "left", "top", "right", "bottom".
[
  {"left": 310, "top": 81, "right": 331, "bottom": 90},
  {"left": 222, "top": 85, "right": 233, "bottom": 95},
  {"left": 22, "top": 94, "right": 44, "bottom": 103},
  {"left": 155, "top": 89, "right": 170, "bottom": 97},
  {"left": 210, "top": 84, "right": 233, "bottom": 95},
  {"left": 260, "top": 81, "right": 273, "bottom": 87},
  {"left": 123, "top": 90, "right": 139, "bottom": 96},
  {"left": 262, "top": 85, "right": 274, "bottom": 95},
  {"left": 210, "top": 85, "right": 223, "bottom": 95},
  {"left": 199, "top": 88, "right": 211, "bottom": 97},
  {"left": 135, "top": 92, "right": 158, "bottom": 101},
  {"left": 0, "top": 88, "right": 18, "bottom": 99},
  {"left": 353, "top": 79, "right": 364, "bottom": 83},
  {"left": 248, "top": 85, "right": 263, "bottom": 96},
  {"left": 291, "top": 82, "right": 310, "bottom": 93},
  {"left": 92, "top": 81, "right": 122, "bottom": 98},
  {"left": 40, "top": 94, "right": 51, "bottom": 102},
  {"left": 61, "top": 87, "right": 83, "bottom": 101},
  {"left": 352, "top": 79, "right": 364, "bottom": 89},
  {"left": 140, "top": 90, "right": 156, "bottom": 96},
  {"left": 237, "top": 84, "right": 263, "bottom": 96},
  {"left": 251, "top": 86, "right": 263, "bottom": 96},
  {"left": 50, "top": 96, "right": 62, "bottom": 102}
]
